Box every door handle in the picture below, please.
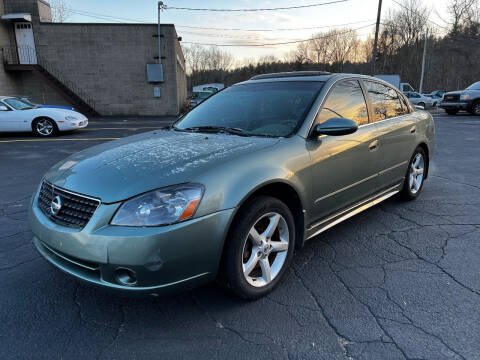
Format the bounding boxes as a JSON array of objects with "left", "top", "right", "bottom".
[
  {"left": 369, "top": 140, "right": 379, "bottom": 151},
  {"left": 410, "top": 125, "right": 416, "bottom": 133}
]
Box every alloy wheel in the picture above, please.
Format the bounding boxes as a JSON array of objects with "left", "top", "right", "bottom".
[
  {"left": 408, "top": 153, "right": 425, "bottom": 194},
  {"left": 36, "top": 119, "right": 54, "bottom": 136},
  {"left": 473, "top": 102, "right": 480, "bottom": 116},
  {"left": 242, "top": 212, "right": 289, "bottom": 287}
]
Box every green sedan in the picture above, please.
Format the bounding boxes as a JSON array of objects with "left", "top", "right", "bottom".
[{"left": 29, "top": 72, "right": 435, "bottom": 299}]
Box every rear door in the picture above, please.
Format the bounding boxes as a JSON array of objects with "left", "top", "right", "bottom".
[
  {"left": 308, "top": 79, "right": 380, "bottom": 221},
  {"left": 362, "top": 80, "right": 416, "bottom": 190}
]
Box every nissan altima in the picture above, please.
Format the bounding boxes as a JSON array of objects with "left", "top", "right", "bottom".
[{"left": 29, "top": 72, "right": 434, "bottom": 299}]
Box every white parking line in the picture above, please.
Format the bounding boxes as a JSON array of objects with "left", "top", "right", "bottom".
[{"left": 0, "top": 137, "right": 120, "bottom": 143}]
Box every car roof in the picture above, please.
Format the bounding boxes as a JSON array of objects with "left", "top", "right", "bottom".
[{"left": 238, "top": 72, "right": 388, "bottom": 85}]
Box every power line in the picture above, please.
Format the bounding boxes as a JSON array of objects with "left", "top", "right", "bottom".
[
  {"left": 176, "top": 19, "right": 376, "bottom": 32},
  {"left": 389, "top": 0, "right": 448, "bottom": 30},
  {"left": 182, "top": 23, "right": 376, "bottom": 47},
  {"left": 62, "top": 7, "right": 374, "bottom": 33},
  {"left": 166, "top": 0, "right": 351, "bottom": 12}
]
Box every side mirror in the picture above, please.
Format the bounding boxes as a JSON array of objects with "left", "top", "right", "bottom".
[
  {"left": 0, "top": 105, "right": 10, "bottom": 111},
  {"left": 414, "top": 105, "right": 425, "bottom": 110},
  {"left": 312, "top": 118, "right": 358, "bottom": 137}
]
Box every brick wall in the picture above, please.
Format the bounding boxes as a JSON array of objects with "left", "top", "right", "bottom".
[{"left": 34, "top": 23, "right": 185, "bottom": 116}]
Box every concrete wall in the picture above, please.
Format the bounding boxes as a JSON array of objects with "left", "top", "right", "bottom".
[
  {"left": 34, "top": 23, "right": 184, "bottom": 116},
  {"left": 0, "top": 0, "right": 19, "bottom": 95},
  {"left": 37, "top": 0, "right": 51, "bottom": 22},
  {"left": 4, "top": 0, "right": 39, "bottom": 20},
  {"left": 174, "top": 30, "right": 187, "bottom": 112}
]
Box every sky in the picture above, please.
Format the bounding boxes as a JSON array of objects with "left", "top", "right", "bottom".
[{"left": 61, "top": 0, "right": 452, "bottom": 61}]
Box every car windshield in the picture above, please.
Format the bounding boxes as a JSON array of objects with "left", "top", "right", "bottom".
[
  {"left": 18, "top": 98, "right": 38, "bottom": 107},
  {"left": 4, "top": 98, "right": 35, "bottom": 110},
  {"left": 466, "top": 82, "right": 480, "bottom": 90},
  {"left": 176, "top": 81, "right": 324, "bottom": 137}
]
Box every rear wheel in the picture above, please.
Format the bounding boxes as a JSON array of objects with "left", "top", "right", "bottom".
[
  {"left": 418, "top": 102, "right": 426, "bottom": 108},
  {"left": 445, "top": 109, "right": 458, "bottom": 115},
  {"left": 33, "top": 118, "right": 58, "bottom": 137},
  {"left": 220, "top": 196, "right": 295, "bottom": 300},
  {"left": 400, "top": 147, "right": 427, "bottom": 201}
]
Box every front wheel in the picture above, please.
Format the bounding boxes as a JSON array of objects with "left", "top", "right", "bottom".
[
  {"left": 220, "top": 196, "right": 295, "bottom": 300},
  {"left": 400, "top": 147, "right": 427, "bottom": 201},
  {"left": 33, "top": 118, "right": 58, "bottom": 137},
  {"left": 469, "top": 101, "right": 480, "bottom": 116}
]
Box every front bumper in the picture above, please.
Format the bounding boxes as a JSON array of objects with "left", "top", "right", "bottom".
[
  {"left": 29, "top": 190, "right": 235, "bottom": 296},
  {"left": 439, "top": 101, "right": 470, "bottom": 110},
  {"left": 57, "top": 119, "right": 88, "bottom": 132}
]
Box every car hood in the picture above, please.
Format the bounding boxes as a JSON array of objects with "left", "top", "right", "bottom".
[
  {"left": 444, "top": 90, "right": 467, "bottom": 96},
  {"left": 44, "top": 129, "right": 279, "bottom": 203}
]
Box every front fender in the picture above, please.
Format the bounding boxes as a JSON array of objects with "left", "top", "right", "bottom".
[{"left": 193, "top": 136, "right": 313, "bottom": 222}]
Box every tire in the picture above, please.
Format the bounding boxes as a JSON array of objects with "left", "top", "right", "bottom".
[
  {"left": 418, "top": 102, "right": 425, "bottom": 108},
  {"left": 445, "top": 109, "right": 458, "bottom": 115},
  {"left": 33, "top": 117, "right": 58, "bottom": 137},
  {"left": 469, "top": 100, "right": 480, "bottom": 116},
  {"left": 219, "top": 196, "right": 295, "bottom": 300},
  {"left": 400, "top": 147, "right": 427, "bottom": 201}
]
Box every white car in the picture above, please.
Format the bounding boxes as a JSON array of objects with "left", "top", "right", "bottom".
[
  {"left": 0, "top": 97, "right": 88, "bottom": 137},
  {"left": 404, "top": 92, "right": 434, "bottom": 109}
]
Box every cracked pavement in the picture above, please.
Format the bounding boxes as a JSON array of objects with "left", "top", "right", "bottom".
[{"left": 1, "top": 113, "right": 479, "bottom": 359}]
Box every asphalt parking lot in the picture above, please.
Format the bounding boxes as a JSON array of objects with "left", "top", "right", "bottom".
[{"left": 1, "top": 111, "right": 479, "bottom": 360}]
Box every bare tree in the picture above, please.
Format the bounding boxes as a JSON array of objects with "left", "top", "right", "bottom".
[
  {"left": 448, "top": 0, "right": 478, "bottom": 34},
  {"left": 49, "top": 0, "right": 72, "bottom": 23}
]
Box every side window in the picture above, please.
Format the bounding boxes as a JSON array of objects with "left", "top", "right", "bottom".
[
  {"left": 315, "top": 80, "right": 369, "bottom": 126},
  {"left": 398, "top": 92, "right": 411, "bottom": 114},
  {"left": 364, "top": 81, "right": 405, "bottom": 121}
]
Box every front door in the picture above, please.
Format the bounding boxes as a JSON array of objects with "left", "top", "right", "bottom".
[
  {"left": 308, "top": 80, "right": 380, "bottom": 222},
  {"left": 0, "top": 102, "right": 20, "bottom": 131},
  {"left": 15, "top": 22, "right": 37, "bottom": 64}
]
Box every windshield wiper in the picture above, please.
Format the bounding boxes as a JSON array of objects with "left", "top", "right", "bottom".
[{"left": 178, "top": 126, "right": 251, "bottom": 136}]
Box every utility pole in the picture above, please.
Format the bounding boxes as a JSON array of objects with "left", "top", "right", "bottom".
[
  {"left": 158, "top": 1, "right": 164, "bottom": 64},
  {"left": 372, "top": 0, "right": 383, "bottom": 75},
  {"left": 419, "top": 29, "right": 428, "bottom": 94}
]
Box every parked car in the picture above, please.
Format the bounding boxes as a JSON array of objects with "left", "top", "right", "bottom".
[
  {"left": 189, "top": 91, "right": 214, "bottom": 107},
  {"left": 29, "top": 72, "right": 434, "bottom": 299},
  {"left": 423, "top": 90, "right": 446, "bottom": 106},
  {"left": 439, "top": 81, "right": 480, "bottom": 115},
  {"left": 0, "top": 96, "right": 88, "bottom": 136},
  {"left": 404, "top": 91, "right": 434, "bottom": 109},
  {"left": 374, "top": 75, "right": 415, "bottom": 93},
  {"left": 15, "top": 96, "right": 75, "bottom": 111}
]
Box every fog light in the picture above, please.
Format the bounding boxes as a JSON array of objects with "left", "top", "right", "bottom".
[{"left": 115, "top": 268, "right": 137, "bottom": 286}]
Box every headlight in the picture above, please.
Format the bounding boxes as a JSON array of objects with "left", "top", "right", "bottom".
[
  {"left": 460, "top": 94, "right": 470, "bottom": 101},
  {"left": 65, "top": 116, "right": 78, "bottom": 121},
  {"left": 111, "top": 184, "right": 204, "bottom": 226}
]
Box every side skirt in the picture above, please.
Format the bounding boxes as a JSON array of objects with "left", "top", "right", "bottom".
[{"left": 305, "top": 183, "right": 402, "bottom": 241}]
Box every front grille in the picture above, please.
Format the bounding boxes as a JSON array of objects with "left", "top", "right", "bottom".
[
  {"left": 444, "top": 94, "right": 460, "bottom": 102},
  {"left": 37, "top": 181, "right": 100, "bottom": 229}
]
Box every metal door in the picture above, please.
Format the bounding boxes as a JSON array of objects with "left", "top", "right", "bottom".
[{"left": 15, "top": 22, "right": 37, "bottom": 64}]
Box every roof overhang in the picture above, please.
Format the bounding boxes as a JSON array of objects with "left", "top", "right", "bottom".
[{"left": 1, "top": 13, "right": 32, "bottom": 22}]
